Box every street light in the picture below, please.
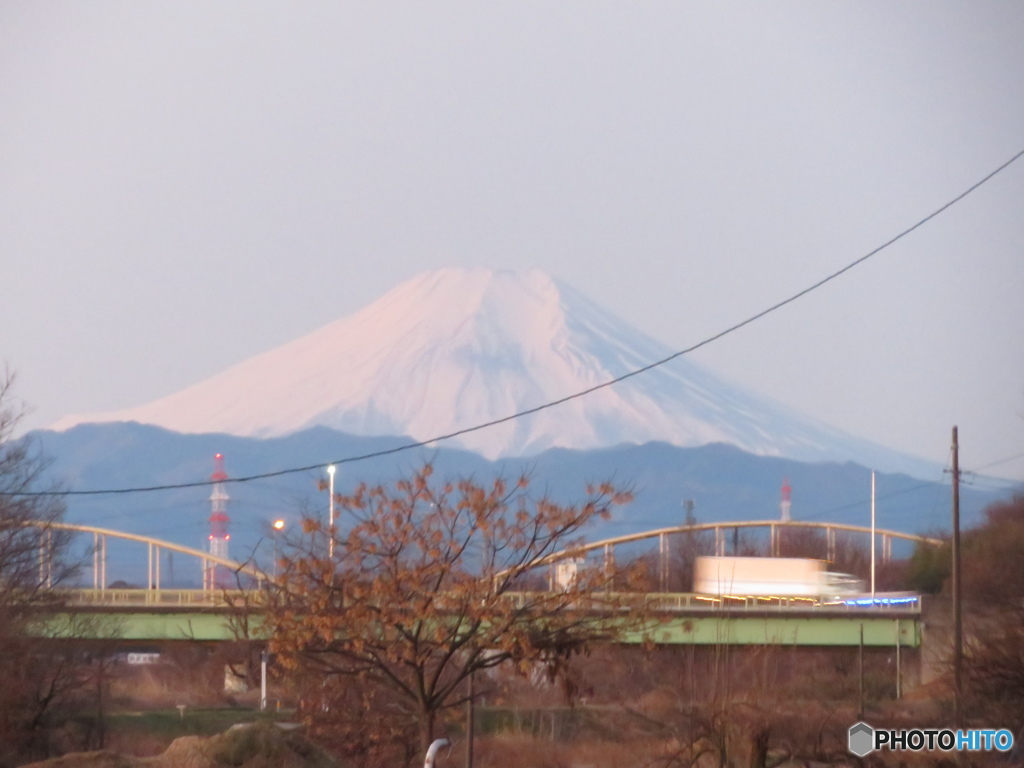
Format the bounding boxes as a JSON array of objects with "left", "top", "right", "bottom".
[
  {"left": 327, "top": 465, "right": 336, "bottom": 558},
  {"left": 260, "top": 648, "right": 269, "bottom": 712},
  {"left": 272, "top": 519, "right": 285, "bottom": 581}
]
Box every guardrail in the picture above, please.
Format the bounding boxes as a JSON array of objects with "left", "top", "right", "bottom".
[
  {"left": 59, "top": 588, "right": 265, "bottom": 608},
  {"left": 641, "top": 592, "right": 921, "bottom": 613},
  {"left": 500, "top": 591, "right": 922, "bottom": 613},
  {"left": 59, "top": 588, "right": 921, "bottom": 614}
]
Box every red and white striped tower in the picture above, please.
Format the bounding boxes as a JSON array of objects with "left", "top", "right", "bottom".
[
  {"left": 204, "top": 453, "right": 231, "bottom": 589},
  {"left": 780, "top": 477, "right": 792, "bottom": 522}
]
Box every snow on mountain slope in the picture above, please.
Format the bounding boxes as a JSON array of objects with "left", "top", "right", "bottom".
[{"left": 52, "top": 267, "right": 933, "bottom": 475}]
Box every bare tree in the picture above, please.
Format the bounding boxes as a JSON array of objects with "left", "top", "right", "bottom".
[
  {"left": 269, "top": 464, "right": 650, "bottom": 758},
  {"left": 0, "top": 369, "right": 80, "bottom": 764},
  {"left": 0, "top": 371, "right": 72, "bottom": 612},
  {"left": 960, "top": 494, "right": 1024, "bottom": 731}
]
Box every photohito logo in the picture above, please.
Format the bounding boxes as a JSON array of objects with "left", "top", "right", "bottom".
[{"left": 848, "top": 722, "right": 1014, "bottom": 756}]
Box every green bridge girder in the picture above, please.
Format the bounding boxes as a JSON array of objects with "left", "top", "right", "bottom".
[
  {"left": 635, "top": 614, "right": 918, "bottom": 647},
  {"left": 42, "top": 609, "right": 920, "bottom": 647}
]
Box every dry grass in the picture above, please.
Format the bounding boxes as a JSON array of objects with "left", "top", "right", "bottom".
[
  {"left": 471, "top": 733, "right": 666, "bottom": 768},
  {"left": 20, "top": 722, "right": 342, "bottom": 768}
]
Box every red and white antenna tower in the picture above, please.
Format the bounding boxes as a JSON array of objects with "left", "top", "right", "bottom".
[
  {"left": 204, "top": 453, "right": 231, "bottom": 589},
  {"left": 780, "top": 477, "right": 792, "bottom": 522}
]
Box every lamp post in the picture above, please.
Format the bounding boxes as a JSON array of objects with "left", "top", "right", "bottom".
[
  {"left": 260, "top": 648, "right": 269, "bottom": 712},
  {"left": 327, "top": 465, "right": 336, "bottom": 558},
  {"left": 272, "top": 519, "right": 284, "bottom": 580}
]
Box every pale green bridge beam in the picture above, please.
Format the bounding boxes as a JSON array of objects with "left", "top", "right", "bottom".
[{"left": 40, "top": 589, "right": 922, "bottom": 647}]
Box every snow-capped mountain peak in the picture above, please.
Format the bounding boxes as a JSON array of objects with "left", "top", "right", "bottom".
[{"left": 52, "top": 267, "right": 929, "bottom": 474}]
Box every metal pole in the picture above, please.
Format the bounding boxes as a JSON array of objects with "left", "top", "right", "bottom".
[
  {"left": 260, "top": 649, "right": 269, "bottom": 711},
  {"left": 466, "top": 671, "right": 475, "bottom": 768},
  {"left": 46, "top": 529, "right": 53, "bottom": 588},
  {"left": 604, "top": 543, "right": 613, "bottom": 593},
  {"left": 870, "top": 470, "right": 876, "bottom": 599},
  {"left": 101, "top": 534, "right": 107, "bottom": 590},
  {"left": 896, "top": 619, "right": 902, "bottom": 699},
  {"left": 148, "top": 543, "right": 153, "bottom": 590},
  {"left": 858, "top": 623, "right": 865, "bottom": 719},
  {"left": 952, "top": 426, "right": 963, "bottom": 729},
  {"left": 156, "top": 546, "right": 161, "bottom": 589},
  {"left": 424, "top": 739, "right": 450, "bottom": 768},
  {"left": 659, "top": 532, "right": 667, "bottom": 592},
  {"left": 327, "top": 465, "right": 336, "bottom": 558},
  {"left": 93, "top": 531, "right": 99, "bottom": 590}
]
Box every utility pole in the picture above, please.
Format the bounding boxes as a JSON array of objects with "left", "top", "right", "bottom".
[
  {"left": 951, "top": 426, "right": 963, "bottom": 729},
  {"left": 465, "top": 671, "right": 475, "bottom": 768},
  {"left": 858, "top": 623, "right": 865, "bottom": 719}
]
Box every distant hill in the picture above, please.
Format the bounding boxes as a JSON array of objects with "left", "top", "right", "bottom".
[{"left": 32, "top": 422, "right": 1003, "bottom": 587}]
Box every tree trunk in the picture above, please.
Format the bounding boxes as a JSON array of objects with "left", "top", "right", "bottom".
[
  {"left": 748, "top": 726, "right": 770, "bottom": 768},
  {"left": 419, "top": 707, "right": 436, "bottom": 755}
]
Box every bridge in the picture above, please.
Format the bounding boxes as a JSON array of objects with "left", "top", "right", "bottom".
[
  {"left": 535, "top": 519, "right": 943, "bottom": 592},
  {"left": 27, "top": 519, "right": 942, "bottom": 647},
  {"left": 30, "top": 521, "right": 267, "bottom": 591}
]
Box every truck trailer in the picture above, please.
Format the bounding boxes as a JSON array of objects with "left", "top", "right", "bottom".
[{"left": 693, "top": 556, "right": 863, "bottom": 598}]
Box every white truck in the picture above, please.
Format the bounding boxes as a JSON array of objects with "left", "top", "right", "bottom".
[{"left": 693, "top": 556, "right": 863, "bottom": 598}]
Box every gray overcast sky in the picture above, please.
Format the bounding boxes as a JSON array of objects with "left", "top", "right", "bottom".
[{"left": 2, "top": 2, "right": 1023, "bottom": 481}]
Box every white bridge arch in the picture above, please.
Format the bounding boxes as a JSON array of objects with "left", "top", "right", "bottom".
[
  {"left": 28, "top": 519, "right": 945, "bottom": 596},
  {"left": 26, "top": 520, "right": 264, "bottom": 591},
  {"left": 537, "top": 520, "right": 945, "bottom": 591}
]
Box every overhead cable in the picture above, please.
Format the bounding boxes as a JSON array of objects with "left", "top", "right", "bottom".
[{"left": 12, "top": 146, "right": 1024, "bottom": 497}]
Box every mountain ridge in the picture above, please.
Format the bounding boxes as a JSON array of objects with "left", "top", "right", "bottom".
[{"left": 32, "top": 421, "right": 1000, "bottom": 586}]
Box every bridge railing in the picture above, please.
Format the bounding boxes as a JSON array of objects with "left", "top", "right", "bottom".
[
  {"left": 59, "top": 588, "right": 921, "bottom": 613},
  {"left": 502, "top": 591, "right": 922, "bottom": 613},
  {"left": 642, "top": 592, "right": 921, "bottom": 613},
  {"left": 60, "top": 588, "right": 267, "bottom": 608}
]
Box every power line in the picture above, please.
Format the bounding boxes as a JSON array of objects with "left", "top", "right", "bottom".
[
  {"left": 970, "top": 451, "right": 1024, "bottom": 474},
  {"left": 12, "top": 146, "right": 1024, "bottom": 498},
  {"left": 800, "top": 477, "right": 947, "bottom": 523},
  {"left": 799, "top": 447, "right": 1024, "bottom": 527}
]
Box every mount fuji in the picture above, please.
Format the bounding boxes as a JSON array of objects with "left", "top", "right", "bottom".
[{"left": 53, "top": 268, "right": 932, "bottom": 476}]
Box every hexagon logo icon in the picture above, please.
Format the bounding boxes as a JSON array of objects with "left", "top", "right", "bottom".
[{"left": 849, "top": 722, "right": 875, "bottom": 757}]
